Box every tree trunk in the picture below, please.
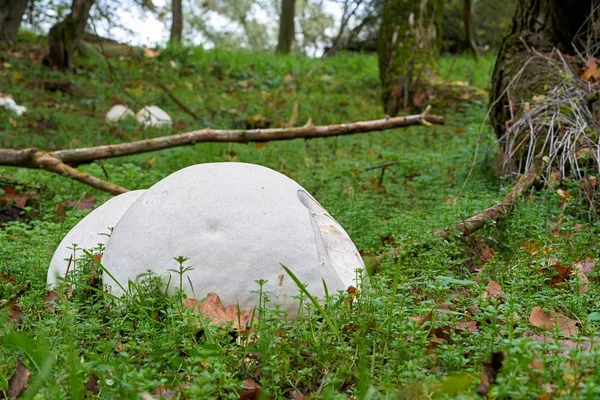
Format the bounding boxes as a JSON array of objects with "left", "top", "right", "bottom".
[
  {"left": 464, "top": 0, "right": 477, "bottom": 55},
  {"left": 170, "top": 0, "right": 183, "bottom": 44},
  {"left": 0, "top": 0, "right": 28, "bottom": 44},
  {"left": 378, "top": 0, "right": 441, "bottom": 116},
  {"left": 276, "top": 0, "right": 295, "bottom": 54},
  {"left": 47, "top": 0, "right": 95, "bottom": 70},
  {"left": 490, "top": 0, "right": 593, "bottom": 140}
]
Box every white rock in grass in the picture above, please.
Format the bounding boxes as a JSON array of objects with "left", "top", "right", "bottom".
[
  {"left": 106, "top": 105, "right": 135, "bottom": 122},
  {"left": 136, "top": 105, "right": 172, "bottom": 128},
  {"left": 102, "top": 163, "right": 364, "bottom": 316},
  {"left": 0, "top": 96, "right": 26, "bottom": 116},
  {"left": 47, "top": 190, "right": 145, "bottom": 289}
]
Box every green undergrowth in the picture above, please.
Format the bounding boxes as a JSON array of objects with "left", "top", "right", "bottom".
[{"left": 1, "top": 44, "right": 600, "bottom": 399}]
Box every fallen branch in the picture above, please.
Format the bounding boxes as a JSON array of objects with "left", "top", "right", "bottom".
[
  {"left": 0, "top": 149, "right": 128, "bottom": 195},
  {"left": 368, "top": 156, "right": 549, "bottom": 271},
  {"left": 0, "top": 109, "right": 443, "bottom": 194},
  {"left": 49, "top": 108, "right": 443, "bottom": 165},
  {"left": 434, "top": 156, "right": 549, "bottom": 239}
]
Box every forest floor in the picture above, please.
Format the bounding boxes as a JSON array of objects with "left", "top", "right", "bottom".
[{"left": 1, "top": 37, "right": 600, "bottom": 399}]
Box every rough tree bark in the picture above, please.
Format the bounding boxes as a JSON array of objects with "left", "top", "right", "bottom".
[
  {"left": 47, "top": 0, "right": 95, "bottom": 70},
  {"left": 276, "top": 0, "right": 295, "bottom": 54},
  {"left": 490, "top": 0, "right": 594, "bottom": 141},
  {"left": 170, "top": 0, "right": 183, "bottom": 44},
  {"left": 0, "top": 0, "right": 28, "bottom": 44},
  {"left": 378, "top": 0, "right": 441, "bottom": 116}
]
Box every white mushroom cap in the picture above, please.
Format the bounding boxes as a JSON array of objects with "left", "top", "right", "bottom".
[{"left": 102, "top": 163, "right": 364, "bottom": 316}]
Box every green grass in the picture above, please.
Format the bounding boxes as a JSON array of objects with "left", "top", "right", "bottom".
[{"left": 1, "top": 44, "right": 600, "bottom": 399}]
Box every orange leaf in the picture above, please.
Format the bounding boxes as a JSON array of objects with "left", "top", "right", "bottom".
[
  {"left": 1, "top": 187, "right": 29, "bottom": 208},
  {"left": 185, "top": 293, "right": 253, "bottom": 331},
  {"left": 581, "top": 58, "right": 600, "bottom": 81}
]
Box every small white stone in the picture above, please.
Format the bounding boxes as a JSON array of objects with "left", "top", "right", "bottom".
[
  {"left": 102, "top": 163, "right": 364, "bottom": 316},
  {"left": 105, "top": 105, "right": 135, "bottom": 122},
  {"left": 47, "top": 190, "right": 145, "bottom": 288},
  {"left": 136, "top": 106, "right": 172, "bottom": 128},
  {"left": 0, "top": 96, "right": 26, "bottom": 116}
]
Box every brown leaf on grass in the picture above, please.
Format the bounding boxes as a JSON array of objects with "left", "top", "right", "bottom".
[
  {"left": 380, "top": 234, "right": 396, "bottom": 246},
  {"left": 85, "top": 374, "right": 100, "bottom": 394},
  {"left": 239, "top": 379, "right": 261, "bottom": 400},
  {"left": 289, "top": 391, "right": 307, "bottom": 400},
  {"left": 66, "top": 195, "right": 96, "bottom": 210},
  {"left": 573, "top": 259, "right": 592, "bottom": 294},
  {"left": 8, "top": 358, "right": 31, "bottom": 399},
  {"left": 44, "top": 290, "right": 60, "bottom": 314},
  {"left": 549, "top": 262, "right": 574, "bottom": 288},
  {"left": 456, "top": 321, "right": 479, "bottom": 333},
  {"left": 7, "top": 300, "right": 24, "bottom": 326},
  {"left": 529, "top": 307, "right": 578, "bottom": 337},
  {"left": 476, "top": 352, "right": 504, "bottom": 397},
  {"left": 581, "top": 58, "right": 600, "bottom": 81},
  {"left": 486, "top": 281, "right": 504, "bottom": 298},
  {"left": 1, "top": 187, "right": 29, "bottom": 208},
  {"left": 1, "top": 274, "right": 18, "bottom": 284},
  {"left": 574, "top": 258, "right": 596, "bottom": 275},
  {"left": 522, "top": 240, "right": 540, "bottom": 255},
  {"left": 185, "top": 293, "right": 254, "bottom": 331}
]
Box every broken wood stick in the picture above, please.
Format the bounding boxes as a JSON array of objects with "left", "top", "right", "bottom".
[
  {"left": 434, "top": 156, "right": 548, "bottom": 239},
  {"left": 368, "top": 156, "right": 549, "bottom": 271},
  {"left": 0, "top": 108, "right": 443, "bottom": 194},
  {"left": 48, "top": 108, "right": 443, "bottom": 165},
  {"left": 0, "top": 149, "right": 128, "bottom": 195}
]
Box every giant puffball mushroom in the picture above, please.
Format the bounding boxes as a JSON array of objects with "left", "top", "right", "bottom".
[
  {"left": 47, "top": 190, "right": 146, "bottom": 289},
  {"left": 105, "top": 105, "right": 135, "bottom": 122},
  {"left": 102, "top": 163, "right": 364, "bottom": 316},
  {"left": 136, "top": 106, "right": 172, "bottom": 128}
]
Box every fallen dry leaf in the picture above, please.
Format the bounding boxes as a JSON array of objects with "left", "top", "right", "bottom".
[
  {"left": 456, "top": 320, "right": 479, "bottom": 333},
  {"left": 486, "top": 281, "right": 504, "bottom": 298},
  {"left": 573, "top": 260, "right": 592, "bottom": 294},
  {"left": 8, "top": 357, "right": 31, "bottom": 399},
  {"left": 66, "top": 195, "right": 96, "bottom": 210},
  {"left": 1, "top": 274, "right": 18, "bottom": 284},
  {"left": 7, "top": 300, "right": 24, "bottom": 326},
  {"left": 581, "top": 58, "right": 600, "bottom": 81},
  {"left": 529, "top": 307, "right": 578, "bottom": 337},
  {"left": 239, "top": 379, "right": 261, "bottom": 400},
  {"left": 185, "top": 293, "right": 254, "bottom": 331},
  {"left": 44, "top": 290, "right": 60, "bottom": 314},
  {"left": 476, "top": 352, "right": 504, "bottom": 397},
  {"left": 289, "top": 391, "right": 306, "bottom": 399},
  {"left": 85, "top": 374, "right": 100, "bottom": 394},
  {"left": 0, "top": 187, "right": 29, "bottom": 208}
]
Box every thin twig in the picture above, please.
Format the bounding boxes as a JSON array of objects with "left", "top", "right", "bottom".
[{"left": 0, "top": 281, "right": 31, "bottom": 310}]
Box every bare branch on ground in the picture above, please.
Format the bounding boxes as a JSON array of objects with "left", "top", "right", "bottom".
[{"left": 0, "top": 109, "right": 443, "bottom": 194}]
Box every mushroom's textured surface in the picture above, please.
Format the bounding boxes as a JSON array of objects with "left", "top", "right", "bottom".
[
  {"left": 102, "top": 163, "right": 364, "bottom": 315},
  {"left": 47, "top": 190, "right": 145, "bottom": 288}
]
